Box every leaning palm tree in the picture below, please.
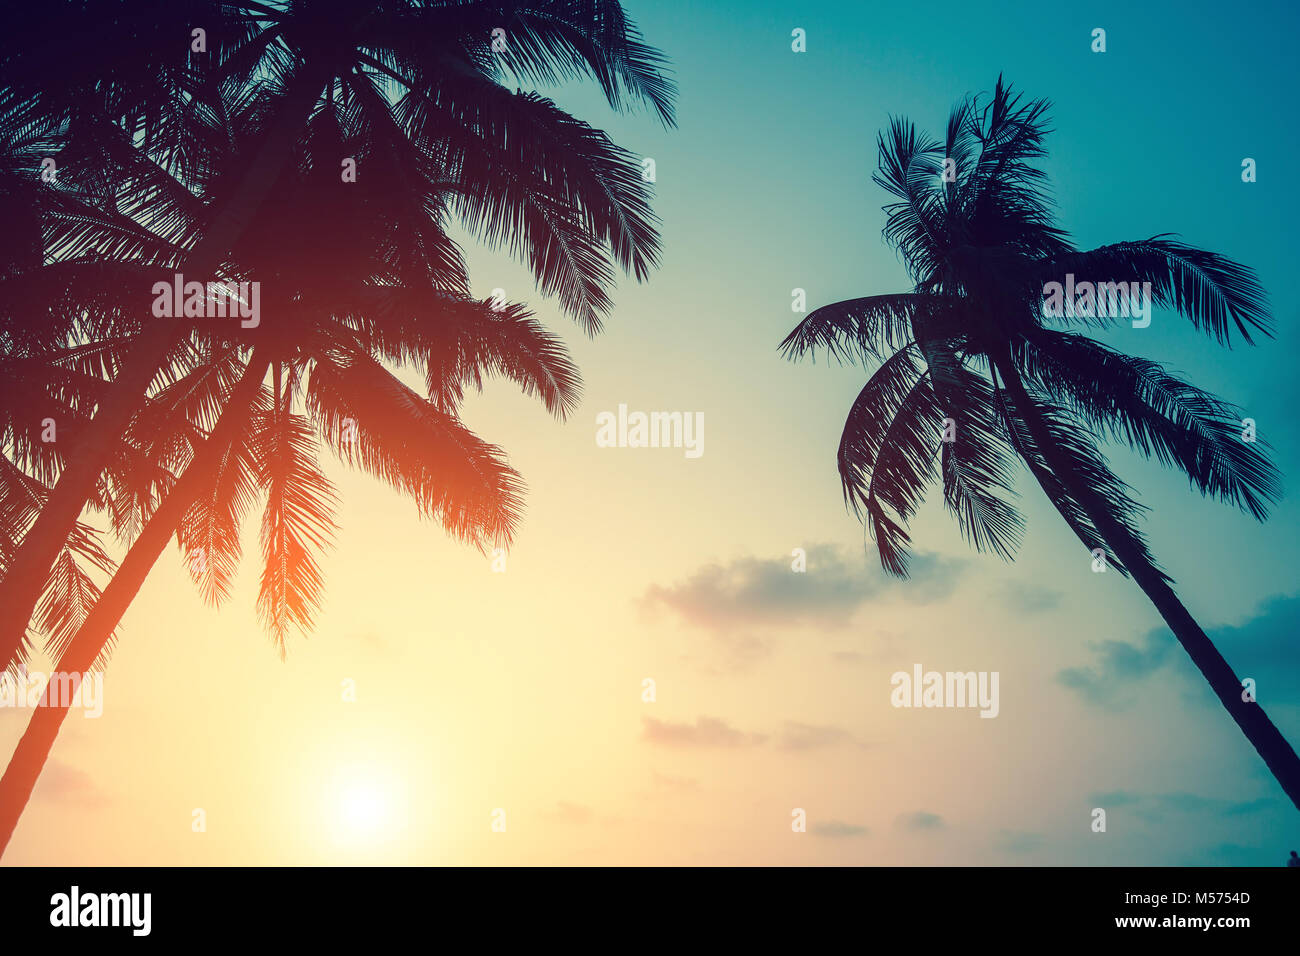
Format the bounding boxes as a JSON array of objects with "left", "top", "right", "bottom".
[
  {"left": 0, "top": 0, "right": 675, "bottom": 672},
  {"left": 0, "top": 81, "right": 583, "bottom": 849},
  {"left": 783, "top": 78, "right": 1300, "bottom": 809},
  {"left": 0, "top": 130, "right": 199, "bottom": 675}
]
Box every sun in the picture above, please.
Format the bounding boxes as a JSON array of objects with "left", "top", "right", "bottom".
[
  {"left": 337, "top": 781, "right": 387, "bottom": 835},
  {"left": 322, "top": 762, "right": 408, "bottom": 849}
]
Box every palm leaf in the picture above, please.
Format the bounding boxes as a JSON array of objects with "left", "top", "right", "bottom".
[
  {"left": 1036, "top": 237, "right": 1271, "bottom": 344},
  {"left": 1016, "top": 329, "right": 1280, "bottom": 519},
  {"left": 250, "top": 407, "right": 337, "bottom": 655}
]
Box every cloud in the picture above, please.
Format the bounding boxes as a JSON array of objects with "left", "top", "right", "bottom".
[
  {"left": 1221, "top": 797, "right": 1275, "bottom": 816},
  {"left": 778, "top": 721, "right": 867, "bottom": 752},
  {"left": 1056, "top": 630, "right": 1176, "bottom": 706},
  {"left": 1055, "top": 632, "right": 1180, "bottom": 707},
  {"left": 545, "top": 801, "right": 594, "bottom": 825},
  {"left": 999, "top": 584, "right": 1061, "bottom": 613},
  {"left": 812, "top": 821, "right": 868, "bottom": 838},
  {"left": 1088, "top": 790, "right": 1143, "bottom": 808},
  {"left": 354, "top": 632, "right": 387, "bottom": 650},
  {"left": 994, "top": 830, "right": 1044, "bottom": 854},
  {"left": 640, "top": 718, "right": 862, "bottom": 752},
  {"left": 1086, "top": 790, "right": 1276, "bottom": 820},
  {"left": 641, "top": 715, "right": 766, "bottom": 748},
  {"left": 1058, "top": 593, "right": 1300, "bottom": 709},
  {"left": 678, "top": 633, "right": 773, "bottom": 676},
  {"left": 1208, "top": 594, "right": 1300, "bottom": 706},
  {"left": 830, "top": 630, "right": 912, "bottom": 665},
  {"left": 638, "top": 771, "right": 703, "bottom": 804},
  {"left": 649, "top": 771, "right": 700, "bottom": 791},
  {"left": 1176, "top": 842, "right": 1297, "bottom": 866},
  {"left": 642, "top": 544, "right": 963, "bottom": 633},
  {"left": 34, "top": 761, "right": 110, "bottom": 809},
  {"left": 897, "top": 811, "right": 945, "bottom": 831}
]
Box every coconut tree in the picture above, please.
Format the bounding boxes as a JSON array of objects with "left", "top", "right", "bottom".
[
  {"left": 0, "top": 462, "right": 117, "bottom": 675},
  {"left": 0, "top": 87, "right": 584, "bottom": 850},
  {"left": 0, "top": 63, "right": 579, "bottom": 662},
  {"left": 0, "top": 125, "right": 207, "bottom": 674},
  {"left": 782, "top": 78, "right": 1300, "bottom": 809},
  {"left": 0, "top": 0, "right": 675, "bottom": 672}
]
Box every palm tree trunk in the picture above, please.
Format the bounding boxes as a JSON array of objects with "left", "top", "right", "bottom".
[
  {"left": 0, "top": 352, "right": 271, "bottom": 856},
  {"left": 0, "top": 64, "right": 329, "bottom": 673},
  {"left": 993, "top": 351, "right": 1300, "bottom": 810}
]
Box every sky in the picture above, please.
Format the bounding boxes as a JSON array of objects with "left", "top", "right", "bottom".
[{"left": 3, "top": 0, "right": 1299, "bottom": 865}]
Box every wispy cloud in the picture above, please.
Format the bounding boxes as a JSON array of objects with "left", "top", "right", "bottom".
[
  {"left": 1089, "top": 790, "right": 1144, "bottom": 807},
  {"left": 641, "top": 715, "right": 766, "bottom": 748},
  {"left": 812, "top": 821, "right": 868, "bottom": 838},
  {"left": 897, "top": 811, "right": 945, "bottom": 831},
  {"left": 1182, "top": 843, "right": 1287, "bottom": 866},
  {"left": 1086, "top": 789, "right": 1276, "bottom": 821},
  {"left": 998, "top": 584, "right": 1062, "bottom": 613},
  {"left": 642, "top": 545, "right": 963, "bottom": 633},
  {"left": 994, "top": 830, "right": 1044, "bottom": 854},
  {"left": 1058, "top": 593, "right": 1300, "bottom": 709},
  {"left": 34, "top": 761, "right": 110, "bottom": 809},
  {"left": 545, "top": 801, "right": 594, "bottom": 825},
  {"left": 777, "top": 721, "right": 867, "bottom": 752},
  {"left": 678, "top": 632, "right": 773, "bottom": 676},
  {"left": 649, "top": 771, "right": 700, "bottom": 791},
  {"left": 1056, "top": 630, "right": 1175, "bottom": 706}
]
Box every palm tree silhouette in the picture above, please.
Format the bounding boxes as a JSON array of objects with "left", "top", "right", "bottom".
[
  {"left": 0, "top": 0, "right": 675, "bottom": 673},
  {"left": 0, "top": 74, "right": 589, "bottom": 850},
  {"left": 782, "top": 78, "right": 1300, "bottom": 809},
  {"left": 0, "top": 128, "right": 189, "bottom": 669}
]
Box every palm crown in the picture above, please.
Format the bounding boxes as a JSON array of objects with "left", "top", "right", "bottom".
[
  {"left": 784, "top": 77, "right": 1278, "bottom": 577},
  {"left": 0, "top": 0, "right": 676, "bottom": 674},
  {"left": 4, "top": 75, "right": 583, "bottom": 660}
]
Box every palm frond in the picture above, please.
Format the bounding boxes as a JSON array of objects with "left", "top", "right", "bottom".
[
  {"left": 32, "top": 548, "right": 105, "bottom": 664},
  {"left": 176, "top": 388, "right": 266, "bottom": 606},
  {"left": 781, "top": 294, "right": 921, "bottom": 364},
  {"left": 992, "top": 377, "right": 1165, "bottom": 581},
  {"left": 307, "top": 350, "right": 524, "bottom": 548},
  {"left": 938, "top": 368, "right": 1024, "bottom": 560},
  {"left": 1016, "top": 329, "right": 1281, "bottom": 519},
  {"left": 250, "top": 408, "right": 337, "bottom": 655},
  {"left": 835, "top": 345, "right": 941, "bottom": 575},
  {"left": 873, "top": 117, "right": 944, "bottom": 282},
  {"left": 1037, "top": 238, "right": 1271, "bottom": 344}
]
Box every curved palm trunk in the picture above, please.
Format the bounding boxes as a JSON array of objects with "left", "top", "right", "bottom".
[
  {"left": 0, "top": 352, "right": 270, "bottom": 856},
  {"left": 0, "top": 65, "right": 329, "bottom": 672},
  {"left": 994, "top": 354, "right": 1300, "bottom": 811}
]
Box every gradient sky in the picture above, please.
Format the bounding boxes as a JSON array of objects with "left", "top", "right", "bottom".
[{"left": 3, "top": 0, "right": 1299, "bottom": 865}]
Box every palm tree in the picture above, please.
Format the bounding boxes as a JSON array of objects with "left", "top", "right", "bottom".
[
  {"left": 0, "top": 77, "right": 585, "bottom": 849},
  {"left": 0, "top": 0, "right": 675, "bottom": 672},
  {"left": 0, "top": 127, "right": 198, "bottom": 674},
  {"left": 782, "top": 78, "right": 1300, "bottom": 810}
]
